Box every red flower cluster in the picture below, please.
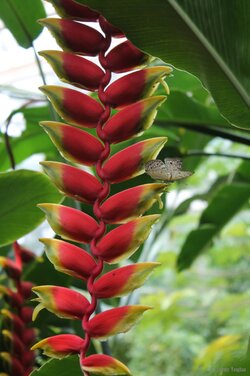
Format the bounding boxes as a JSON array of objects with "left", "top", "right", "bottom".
[
  {"left": 33, "top": 0, "right": 172, "bottom": 374},
  {"left": 0, "top": 242, "right": 36, "bottom": 376}
]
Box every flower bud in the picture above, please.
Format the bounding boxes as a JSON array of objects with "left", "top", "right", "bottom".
[
  {"left": 85, "top": 306, "right": 151, "bottom": 339},
  {"left": 38, "top": 204, "right": 99, "bottom": 243},
  {"left": 40, "top": 238, "right": 96, "bottom": 280},
  {"left": 105, "top": 66, "right": 172, "bottom": 108},
  {"left": 32, "top": 334, "right": 84, "bottom": 358},
  {"left": 103, "top": 96, "right": 166, "bottom": 143},
  {"left": 100, "top": 183, "right": 167, "bottom": 223},
  {"left": 40, "top": 122, "right": 104, "bottom": 165},
  {"left": 106, "top": 41, "right": 150, "bottom": 73},
  {"left": 95, "top": 215, "right": 160, "bottom": 263},
  {"left": 39, "top": 18, "right": 104, "bottom": 56},
  {"left": 41, "top": 161, "right": 103, "bottom": 204},
  {"left": 32, "top": 285, "right": 89, "bottom": 320},
  {"left": 93, "top": 262, "right": 160, "bottom": 298},
  {"left": 39, "top": 86, "right": 103, "bottom": 128},
  {"left": 81, "top": 354, "right": 131, "bottom": 375},
  {"left": 102, "top": 137, "right": 167, "bottom": 183},
  {"left": 39, "top": 50, "right": 104, "bottom": 91},
  {"left": 45, "top": 0, "right": 99, "bottom": 21}
]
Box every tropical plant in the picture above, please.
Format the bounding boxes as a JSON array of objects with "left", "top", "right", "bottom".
[{"left": 0, "top": 0, "right": 249, "bottom": 375}]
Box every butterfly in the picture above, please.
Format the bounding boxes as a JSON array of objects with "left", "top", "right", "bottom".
[{"left": 145, "top": 158, "right": 193, "bottom": 182}]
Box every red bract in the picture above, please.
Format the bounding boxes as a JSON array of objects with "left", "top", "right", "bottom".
[
  {"left": 39, "top": 87, "right": 103, "bottom": 128},
  {"left": 93, "top": 262, "right": 160, "bottom": 298},
  {"left": 34, "top": 4, "right": 171, "bottom": 375},
  {"left": 102, "top": 137, "right": 167, "bottom": 183},
  {"left": 40, "top": 238, "right": 96, "bottom": 280},
  {"left": 46, "top": 0, "right": 100, "bottom": 21},
  {"left": 103, "top": 96, "right": 166, "bottom": 143},
  {"left": 40, "top": 122, "right": 104, "bottom": 165},
  {"left": 41, "top": 161, "right": 103, "bottom": 203},
  {"left": 106, "top": 40, "right": 150, "bottom": 72},
  {"left": 38, "top": 204, "right": 99, "bottom": 243},
  {"left": 39, "top": 18, "right": 104, "bottom": 55},
  {"left": 39, "top": 50, "right": 104, "bottom": 91}
]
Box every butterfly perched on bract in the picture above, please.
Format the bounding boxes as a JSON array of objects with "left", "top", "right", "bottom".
[{"left": 145, "top": 158, "right": 193, "bottom": 182}]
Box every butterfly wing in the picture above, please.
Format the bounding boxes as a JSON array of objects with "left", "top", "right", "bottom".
[
  {"left": 145, "top": 160, "right": 171, "bottom": 180},
  {"left": 169, "top": 170, "right": 193, "bottom": 181}
]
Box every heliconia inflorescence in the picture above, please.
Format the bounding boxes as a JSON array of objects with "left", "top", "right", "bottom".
[
  {"left": 33, "top": 0, "right": 172, "bottom": 374},
  {"left": 0, "top": 242, "right": 37, "bottom": 376}
]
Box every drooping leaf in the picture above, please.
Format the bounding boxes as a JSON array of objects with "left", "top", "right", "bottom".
[
  {"left": 0, "top": 0, "right": 46, "bottom": 48},
  {"left": 79, "top": 0, "right": 250, "bottom": 129},
  {"left": 0, "top": 169, "right": 62, "bottom": 246}
]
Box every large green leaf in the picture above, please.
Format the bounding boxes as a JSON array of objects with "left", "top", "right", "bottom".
[
  {"left": 31, "top": 356, "right": 82, "bottom": 376},
  {"left": 0, "top": 0, "right": 46, "bottom": 48},
  {"left": 177, "top": 161, "right": 250, "bottom": 270},
  {"left": 0, "top": 169, "right": 62, "bottom": 246},
  {"left": 80, "top": 0, "right": 250, "bottom": 129},
  {"left": 0, "top": 106, "right": 59, "bottom": 171}
]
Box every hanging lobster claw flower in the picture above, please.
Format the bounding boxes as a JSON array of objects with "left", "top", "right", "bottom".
[
  {"left": 1, "top": 309, "right": 24, "bottom": 335},
  {"left": 0, "top": 286, "right": 23, "bottom": 307},
  {"left": 2, "top": 330, "right": 25, "bottom": 357},
  {"left": 32, "top": 285, "right": 89, "bottom": 320},
  {"left": 41, "top": 161, "right": 103, "bottom": 204},
  {"left": 38, "top": 204, "right": 99, "bottom": 243},
  {"left": 81, "top": 354, "right": 131, "bottom": 375},
  {"left": 106, "top": 41, "right": 150, "bottom": 73},
  {"left": 38, "top": 18, "right": 104, "bottom": 56},
  {"left": 94, "top": 215, "right": 160, "bottom": 263},
  {"left": 100, "top": 183, "right": 167, "bottom": 223},
  {"left": 93, "top": 262, "right": 160, "bottom": 298},
  {"left": 40, "top": 238, "right": 96, "bottom": 280},
  {"left": 31, "top": 334, "right": 84, "bottom": 359},
  {"left": 105, "top": 66, "right": 172, "bottom": 108},
  {"left": 0, "top": 352, "right": 24, "bottom": 376},
  {"left": 84, "top": 306, "right": 151, "bottom": 340},
  {"left": 0, "top": 257, "right": 21, "bottom": 279},
  {"left": 102, "top": 137, "right": 167, "bottom": 183},
  {"left": 39, "top": 86, "right": 103, "bottom": 128},
  {"left": 40, "top": 122, "right": 104, "bottom": 165},
  {"left": 39, "top": 51, "right": 104, "bottom": 91},
  {"left": 45, "top": 0, "right": 100, "bottom": 21},
  {"left": 103, "top": 96, "right": 166, "bottom": 144}
]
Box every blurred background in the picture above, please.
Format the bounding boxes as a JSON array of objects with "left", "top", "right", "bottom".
[{"left": 0, "top": 1, "right": 249, "bottom": 375}]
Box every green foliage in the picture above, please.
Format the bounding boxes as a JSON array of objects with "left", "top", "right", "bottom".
[
  {"left": 30, "top": 356, "right": 82, "bottom": 376},
  {"left": 0, "top": 169, "right": 62, "bottom": 246},
  {"left": 0, "top": 0, "right": 46, "bottom": 48},
  {"left": 178, "top": 161, "right": 250, "bottom": 270},
  {"left": 79, "top": 0, "right": 250, "bottom": 129}
]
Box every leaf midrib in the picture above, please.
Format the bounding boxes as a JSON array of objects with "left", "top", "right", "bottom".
[{"left": 169, "top": 0, "right": 250, "bottom": 107}]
